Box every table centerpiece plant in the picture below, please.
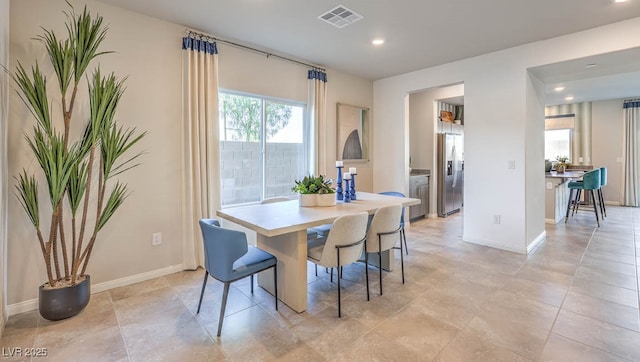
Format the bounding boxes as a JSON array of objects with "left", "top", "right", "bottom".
[
  {"left": 555, "top": 156, "right": 569, "bottom": 173},
  {"left": 291, "top": 174, "right": 335, "bottom": 206},
  {"left": 10, "top": 4, "right": 146, "bottom": 320}
]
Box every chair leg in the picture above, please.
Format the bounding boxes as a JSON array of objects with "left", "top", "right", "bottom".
[
  {"left": 273, "top": 264, "right": 278, "bottom": 311},
  {"left": 402, "top": 228, "right": 408, "bottom": 255},
  {"left": 399, "top": 234, "right": 405, "bottom": 285},
  {"left": 591, "top": 190, "right": 600, "bottom": 227},
  {"left": 251, "top": 274, "right": 254, "bottom": 293},
  {"left": 565, "top": 189, "right": 572, "bottom": 223},
  {"left": 336, "top": 250, "right": 342, "bottom": 318},
  {"left": 598, "top": 188, "right": 607, "bottom": 218},
  {"left": 315, "top": 264, "right": 318, "bottom": 277},
  {"left": 330, "top": 268, "right": 334, "bottom": 283},
  {"left": 365, "top": 243, "right": 370, "bottom": 301},
  {"left": 217, "top": 282, "right": 231, "bottom": 337},
  {"left": 196, "top": 271, "right": 208, "bottom": 314},
  {"left": 572, "top": 189, "right": 582, "bottom": 216},
  {"left": 378, "top": 235, "right": 383, "bottom": 296}
]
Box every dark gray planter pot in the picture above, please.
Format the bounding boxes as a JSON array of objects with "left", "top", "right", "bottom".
[{"left": 39, "top": 275, "right": 91, "bottom": 321}]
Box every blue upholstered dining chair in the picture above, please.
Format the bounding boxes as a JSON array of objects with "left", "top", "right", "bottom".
[
  {"left": 197, "top": 219, "right": 278, "bottom": 336},
  {"left": 379, "top": 191, "right": 409, "bottom": 255},
  {"left": 564, "top": 169, "right": 601, "bottom": 227}
]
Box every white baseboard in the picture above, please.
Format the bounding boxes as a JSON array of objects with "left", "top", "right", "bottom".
[
  {"left": 544, "top": 218, "right": 556, "bottom": 224},
  {"left": 527, "top": 231, "right": 547, "bottom": 254},
  {"left": 464, "top": 236, "right": 527, "bottom": 254},
  {"left": 7, "top": 264, "right": 184, "bottom": 317},
  {"left": 604, "top": 200, "right": 621, "bottom": 206}
]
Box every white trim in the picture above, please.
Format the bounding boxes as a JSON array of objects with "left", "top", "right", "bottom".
[
  {"left": 526, "top": 231, "right": 547, "bottom": 254},
  {"left": 464, "top": 231, "right": 547, "bottom": 255},
  {"left": 604, "top": 200, "right": 621, "bottom": 206},
  {"left": 7, "top": 264, "right": 184, "bottom": 317},
  {"left": 464, "top": 236, "right": 527, "bottom": 254},
  {"left": 545, "top": 218, "right": 557, "bottom": 224}
]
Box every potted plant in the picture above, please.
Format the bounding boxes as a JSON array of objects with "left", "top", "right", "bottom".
[
  {"left": 291, "top": 174, "right": 336, "bottom": 207},
  {"left": 555, "top": 156, "right": 569, "bottom": 173},
  {"left": 11, "top": 5, "right": 145, "bottom": 320}
]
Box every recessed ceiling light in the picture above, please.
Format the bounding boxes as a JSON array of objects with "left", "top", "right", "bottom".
[
  {"left": 615, "top": 0, "right": 629, "bottom": 3},
  {"left": 565, "top": 96, "right": 575, "bottom": 101},
  {"left": 372, "top": 38, "right": 384, "bottom": 46},
  {"left": 554, "top": 86, "right": 565, "bottom": 92},
  {"left": 585, "top": 63, "right": 598, "bottom": 68}
]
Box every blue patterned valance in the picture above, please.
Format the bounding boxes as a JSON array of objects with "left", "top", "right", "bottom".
[
  {"left": 623, "top": 99, "right": 640, "bottom": 109},
  {"left": 308, "top": 69, "right": 327, "bottom": 83},
  {"left": 182, "top": 36, "right": 218, "bottom": 55}
]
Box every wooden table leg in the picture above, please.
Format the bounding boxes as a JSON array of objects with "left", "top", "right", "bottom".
[{"left": 256, "top": 230, "right": 308, "bottom": 313}]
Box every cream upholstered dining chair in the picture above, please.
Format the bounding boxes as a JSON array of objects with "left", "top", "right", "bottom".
[
  {"left": 378, "top": 191, "right": 409, "bottom": 255},
  {"left": 363, "top": 204, "right": 404, "bottom": 300},
  {"left": 307, "top": 212, "right": 369, "bottom": 317}
]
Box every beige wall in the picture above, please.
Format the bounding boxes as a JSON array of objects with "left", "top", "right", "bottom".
[
  {"left": 375, "top": 17, "right": 640, "bottom": 253},
  {"left": 592, "top": 99, "right": 626, "bottom": 205},
  {"left": 1, "top": 0, "right": 9, "bottom": 332},
  {"left": 7, "top": 0, "right": 372, "bottom": 309}
]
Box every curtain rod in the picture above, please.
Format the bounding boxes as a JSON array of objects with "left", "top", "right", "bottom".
[{"left": 186, "top": 30, "right": 326, "bottom": 72}]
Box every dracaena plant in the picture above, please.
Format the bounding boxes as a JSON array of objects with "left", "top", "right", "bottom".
[{"left": 12, "top": 4, "right": 146, "bottom": 288}]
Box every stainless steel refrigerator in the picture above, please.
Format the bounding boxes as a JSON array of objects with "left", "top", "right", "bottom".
[{"left": 437, "top": 133, "right": 464, "bottom": 217}]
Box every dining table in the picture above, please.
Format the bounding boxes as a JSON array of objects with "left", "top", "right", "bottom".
[{"left": 216, "top": 191, "right": 420, "bottom": 313}]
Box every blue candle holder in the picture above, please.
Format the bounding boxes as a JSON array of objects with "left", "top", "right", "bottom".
[
  {"left": 336, "top": 166, "right": 343, "bottom": 200},
  {"left": 343, "top": 178, "right": 351, "bottom": 203},
  {"left": 350, "top": 173, "right": 357, "bottom": 200}
]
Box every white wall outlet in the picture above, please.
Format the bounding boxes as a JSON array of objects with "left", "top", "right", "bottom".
[
  {"left": 507, "top": 160, "right": 515, "bottom": 169},
  {"left": 493, "top": 214, "right": 501, "bottom": 224},
  {"left": 617, "top": 157, "right": 623, "bottom": 163},
  {"left": 152, "top": 232, "right": 162, "bottom": 246},
  {"left": 578, "top": 157, "right": 583, "bottom": 163},
  {"left": 546, "top": 182, "right": 553, "bottom": 190}
]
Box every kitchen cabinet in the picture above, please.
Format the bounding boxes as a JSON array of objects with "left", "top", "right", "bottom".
[{"left": 409, "top": 174, "right": 429, "bottom": 219}]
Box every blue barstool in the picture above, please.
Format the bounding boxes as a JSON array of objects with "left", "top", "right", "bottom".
[
  {"left": 565, "top": 169, "right": 601, "bottom": 227},
  {"left": 598, "top": 166, "right": 607, "bottom": 218}
]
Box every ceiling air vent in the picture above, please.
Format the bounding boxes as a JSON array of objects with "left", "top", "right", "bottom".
[{"left": 318, "top": 5, "right": 363, "bottom": 28}]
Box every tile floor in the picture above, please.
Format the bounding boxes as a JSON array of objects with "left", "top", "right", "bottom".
[{"left": 1, "top": 206, "right": 639, "bottom": 361}]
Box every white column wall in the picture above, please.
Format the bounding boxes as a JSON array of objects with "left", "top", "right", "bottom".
[
  {"left": 1, "top": 0, "right": 10, "bottom": 332},
  {"left": 374, "top": 17, "right": 640, "bottom": 253}
]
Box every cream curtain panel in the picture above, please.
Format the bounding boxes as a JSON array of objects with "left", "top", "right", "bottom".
[
  {"left": 181, "top": 35, "right": 221, "bottom": 269},
  {"left": 622, "top": 99, "right": 640, "bottom": 207},
  {"left": 308, "top": 70, "right": 328, "bottom": 175}
]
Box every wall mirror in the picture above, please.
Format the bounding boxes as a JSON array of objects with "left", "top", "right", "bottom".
[{"left": 337, "top": 103, "right": 370, "bottom": 161}]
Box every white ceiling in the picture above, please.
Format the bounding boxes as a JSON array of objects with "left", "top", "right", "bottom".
[{"left": 97, "top": 0, "right": 640, "bottom": 103}]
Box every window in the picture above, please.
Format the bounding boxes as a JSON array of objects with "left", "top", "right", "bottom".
[
  {"left": 544, "top": 128, "right": 571, "bottom": 162},
  {"left": 219, "top": 91, "right": 308, "bottom": 206}
]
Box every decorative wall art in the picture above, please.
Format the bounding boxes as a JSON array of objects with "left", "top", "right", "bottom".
[{"left": 337, "top": 103, "right": 369, "bottom": 161}]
